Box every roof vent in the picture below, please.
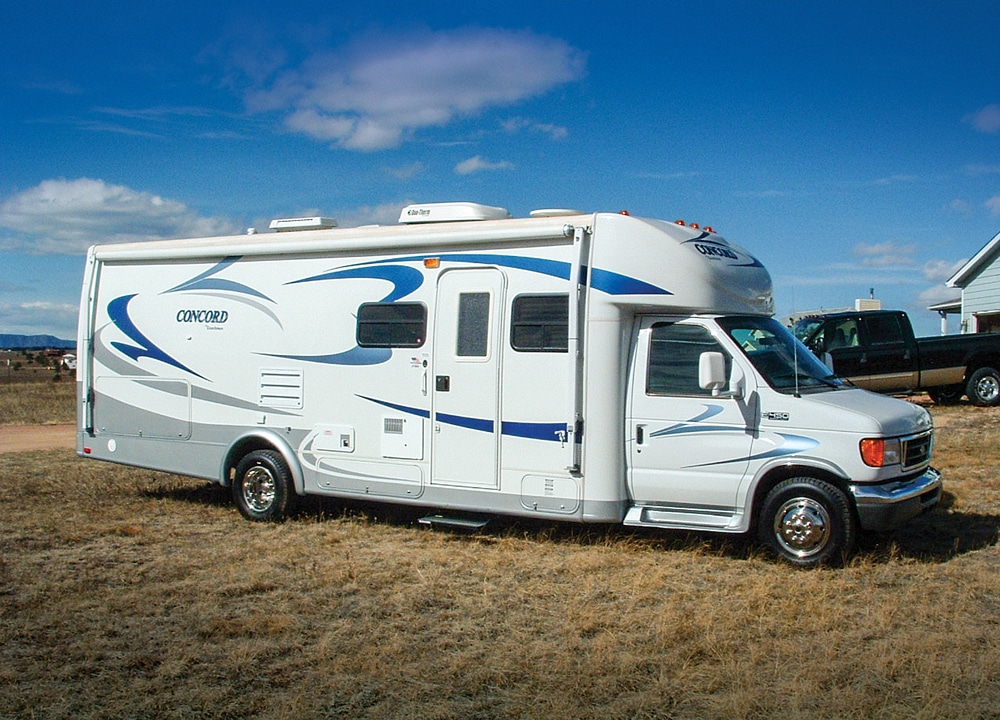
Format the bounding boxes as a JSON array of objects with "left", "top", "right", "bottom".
[
  {"left": 269, "top": 217, "right": 338, "bottom": 232},
  {"left": 529, "top": 208, "right": 585, "bottom": 218},
  {"left": 399, "top": 202, "right": 511, "bottom": 224}
]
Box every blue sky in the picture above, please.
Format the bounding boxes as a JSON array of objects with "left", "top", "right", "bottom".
[{"left": 2, "top": 0, "right": 999, "bottom": 339}]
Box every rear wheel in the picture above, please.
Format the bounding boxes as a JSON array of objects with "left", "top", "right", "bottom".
[
  {"left": 232, "top": 449, "right": 296, "bottom": 521},
  {"left": 758, "top": 477, "right": 855, "bottom": 567},
  {"left": 966, "top": 367, "right": 1000, "bottom": 407}
]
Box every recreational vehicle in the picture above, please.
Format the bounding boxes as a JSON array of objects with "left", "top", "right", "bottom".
[{"left": 77, "top": 202, "right": 941, "bottom": 566}]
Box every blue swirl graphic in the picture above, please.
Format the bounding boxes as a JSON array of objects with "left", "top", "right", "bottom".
[{"left": 108, "top": 294, "right": 206, "bottom": 379}]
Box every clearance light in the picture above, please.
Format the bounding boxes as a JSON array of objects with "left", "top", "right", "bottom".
[
  {"left": 424, "top": 258, "right": 440, "bottom": 269},
  {"left": 690, "top": 222, "right": 700, "bottom": 229},
  {"left": 860, "top": 438, "right": 902, "bottom": 467},
  {"left": 619, "top": 210, "right": 630, "bottom": 216},
  {"left": 675, "top": 219, "right": 686, "bottom": 226},
  {"left": 705, "top": 226, "right": 715, "bottom": 233}
]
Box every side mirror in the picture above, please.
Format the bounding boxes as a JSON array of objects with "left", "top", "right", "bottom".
[{"left": 699, "top": 352, "right": 728, "bottom": 396}]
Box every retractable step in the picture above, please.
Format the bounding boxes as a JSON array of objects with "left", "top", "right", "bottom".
[{"left": 418, "top": 514, "right": 491, "bottom": 531}]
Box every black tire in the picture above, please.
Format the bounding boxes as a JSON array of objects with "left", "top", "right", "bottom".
[
  {"left": 966, "top": 367, "right": 1000, "bottom": 407},
  {"left": 927, "top": 385, "right": 963, "bottom": 405},
  {"left": 757, "top": 477, "right": 856, "bottom": 567},
  {"left": 232, "top": 449, "right": 296, "bottom": 522}
]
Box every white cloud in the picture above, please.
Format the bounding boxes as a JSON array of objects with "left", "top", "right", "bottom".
[
  {"left": 923, "top": 258, "right": 967, "bottom": 283},
  {"left": 917, "top": 284, "right": 962, "bottom": 307},
  {"left": 852, "top": 241, "right": 917, "bottom": 268},
  {"left": 246, "top": 28, "right": 586, "bottom": 151},
  {"left": 965, "top": 104, "right": 1000, "bottom": 133},
  {"left": 0, "top": 178, "right": 241, "bottom": 254},
  {"left": 501, "top": 116, "right": 568, "bottom": 140},
  {"left": 0, "top": 300, "right": 79, "bottom": 338},
  {"left": 986, "top": 195, "right": 1000, "bottom": 215},
  {"left": 454, "top": 155, "right": 515, "bottom": 175}
]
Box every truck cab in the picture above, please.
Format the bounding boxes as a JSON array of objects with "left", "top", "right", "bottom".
[{"left": 794, "top": 310, "right": 919, "bottom": 393}]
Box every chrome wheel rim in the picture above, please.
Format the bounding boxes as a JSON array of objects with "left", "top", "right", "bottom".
[
  {"left": 241, "top": 465, "right": 277, "bottom": 513},
  {"left": 773, "top": 497, "right": 831, "bottom": 558},
  {"left": 975, "top": 376, "right": 999, "bottom": 403}
]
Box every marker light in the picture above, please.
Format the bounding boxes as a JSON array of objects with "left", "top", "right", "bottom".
[
  {"left": 860, "top": 438, "right": 902, "bottom": 467},
  {"left": 424, "top": 258, "right": 440, "bottom": 269},
  {"left": 619, "top": 210, "right": 630, "bottom": 216},
  {"left": 675, "top": 219, "right": 686, "bottom": 226}
]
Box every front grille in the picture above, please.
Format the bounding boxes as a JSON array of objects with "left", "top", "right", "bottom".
[{"left": 902, "top": 430, "right": 933, "bottom": 469}]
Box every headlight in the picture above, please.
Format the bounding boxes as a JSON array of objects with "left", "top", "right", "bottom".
[{"left": 860, "top": 437, "right": 902, "bottom": 467}]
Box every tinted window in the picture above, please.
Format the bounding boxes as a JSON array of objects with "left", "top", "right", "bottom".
[
  {"left": 511, "top": 295, "right": 568, "bottom": 352},
  {"left": 647, "top": 323, "right": 730, "bottom": 396},
  {"left": 357, "top": 303, "right": 426, "bottom": 348}
]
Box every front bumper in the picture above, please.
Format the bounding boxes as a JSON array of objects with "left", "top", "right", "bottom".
[{"left": 850, "top": 467, "right": 942, "bottom": 532}]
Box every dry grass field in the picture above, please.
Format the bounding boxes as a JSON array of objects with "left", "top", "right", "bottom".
[{"left": 2, "top": 384, "right": 1000, "bottom": 719}]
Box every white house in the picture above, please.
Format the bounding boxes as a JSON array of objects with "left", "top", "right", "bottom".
[{"left": 946, "top": 230, "right": 1000, "bottom": 334}]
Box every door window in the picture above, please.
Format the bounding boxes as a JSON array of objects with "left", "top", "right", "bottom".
[
  {"left": 647, "top": 323, "right": 731, "bottom": 396},
  {"left": 456, "top": 292, "right": 491, "bottom": 357}
]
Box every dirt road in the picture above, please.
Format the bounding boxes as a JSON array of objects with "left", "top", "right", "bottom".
[{"left": 0, "top": 424, "right": 75, "bottom": 453}]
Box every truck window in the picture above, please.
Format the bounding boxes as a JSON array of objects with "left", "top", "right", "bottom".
[
  {"left": 510, "top": 294, "right": 568, "bottom": 352},
  {"left": 647, "top": 323, "right": 731, "bottom": 396},
  {"left": 864, "top": 313, "right": 905, "bottom": 346},
  {"left": 825, "top": 318, "right": 859, "bottom": 350},
  {"left": 457, "top": 292, "right": 491, "bottom": 357},
  {"left": 357, "top": 303, "right": 426, "bottom": 348}
]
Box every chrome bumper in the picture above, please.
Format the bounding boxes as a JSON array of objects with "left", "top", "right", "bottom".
[{"left": 850, "top": 467, "right": 942, "bottom": 532}]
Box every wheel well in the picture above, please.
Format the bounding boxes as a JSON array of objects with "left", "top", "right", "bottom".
[
  {"left": 750, "top": 465, "right": 855, "bottom": 531},
  {"left": 964, "top": 354, "right": 1000, "bottom": 381},
  {"left": 224, "top": 436, "right": 290, "bottom": 487}
]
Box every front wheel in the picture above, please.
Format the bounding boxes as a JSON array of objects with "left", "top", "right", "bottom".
[
  {"left": 966, "top": 367, "right": 1000, "bottom": 407},
  {"left": 758, "top": 477, "right": 856, "bottom": 567},
  {"left": 232, "top": 449, "right": 296, "bottom": 522}
]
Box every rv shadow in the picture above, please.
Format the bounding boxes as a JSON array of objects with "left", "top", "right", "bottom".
[{"left": 142, "top": 484, "right": 998, "bottom": 566}]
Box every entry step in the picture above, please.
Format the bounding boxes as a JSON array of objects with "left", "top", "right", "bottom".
[{"left": 418, "top": 514, "right": 491, "bottom": 531}]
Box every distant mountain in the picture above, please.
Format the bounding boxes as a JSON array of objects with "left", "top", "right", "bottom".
[{"left": 0, "top": 334, "right": 76, "bottom": 350}]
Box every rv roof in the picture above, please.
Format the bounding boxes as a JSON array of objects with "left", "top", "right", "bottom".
[{"left": 399, "top": 202, "right": 511, "bottom": 224}]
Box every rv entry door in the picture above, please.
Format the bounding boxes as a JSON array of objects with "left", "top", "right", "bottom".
[{"left": 431, "top": 269, "right": 506, "bottom": 488}]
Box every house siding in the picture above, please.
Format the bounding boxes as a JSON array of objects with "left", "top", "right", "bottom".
[{"left": 963, "top": 254, "right": 1000, "bottom": 331}]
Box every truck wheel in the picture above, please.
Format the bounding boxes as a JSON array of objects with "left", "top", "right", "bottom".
[
  {"left": 232, "top": 449, "right": 296, "bottom": 521},
  {"left": 966, "top": 367, "right": 1000, "bottom": 407},
  {"left": 927, "top": 385, "right": 963, "bottom": 405},
  {"left": 758, "top": 477, "right": 856, "bottom": 567}
]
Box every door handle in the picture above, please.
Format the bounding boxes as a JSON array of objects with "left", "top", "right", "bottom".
[{"left": 636, "top": 424, "right": 646, "bottom": 446}]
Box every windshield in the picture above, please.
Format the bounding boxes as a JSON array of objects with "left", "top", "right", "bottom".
[{"left": 717, "top": 316, "right": 844, "bottom": 393}]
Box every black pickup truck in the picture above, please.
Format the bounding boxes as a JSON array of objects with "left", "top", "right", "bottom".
[{"left": 793, "top": 310, "right": 1000, "bottom": 406}]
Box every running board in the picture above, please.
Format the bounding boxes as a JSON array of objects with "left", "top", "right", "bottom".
[
  {"left": 623, "top": 505, "right": 737, "bottom": 530},
  {"left": 418, "top": 514, "right": 491, "bottom": 531}
]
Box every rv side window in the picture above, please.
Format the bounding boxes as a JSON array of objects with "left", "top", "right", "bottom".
[
  {"left": 511, "top": 294, "right": 568, "bottom": 352},
  {"left": 647, "top": 323, "right": 730, "bottom": 396},
  {"left": 357, "top": 303, "right": 426, "bottom": 348}
]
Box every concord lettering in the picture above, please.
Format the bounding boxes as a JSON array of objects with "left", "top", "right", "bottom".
[
  {"left": 176, "top": 309, "right": 229, "bottom": 324},
  {"left": 693, "top": 243, "right": 739, "bottom": 260}
]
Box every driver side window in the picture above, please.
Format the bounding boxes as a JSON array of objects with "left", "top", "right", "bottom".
[{"left": 647, "top": 323, "right": 731, "bottom": 396}]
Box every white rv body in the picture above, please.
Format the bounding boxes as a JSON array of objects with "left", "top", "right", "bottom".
[{"left": 77, "top": 203, "right": 941, "bottom": 564}]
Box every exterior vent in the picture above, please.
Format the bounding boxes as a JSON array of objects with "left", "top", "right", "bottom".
[
  {"left": 399, "top": 202, "right": 511, "bottom": 224},
  {"left": 269, "top": 217, "right": 338, "bottom": 232},
  {"left": 529, "top": 208, "right": 585, "bottom": 218}
]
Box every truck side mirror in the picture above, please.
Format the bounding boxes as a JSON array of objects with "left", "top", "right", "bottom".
[{"left": 699, "top": 352, "right": 728, "bottom": 396}]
